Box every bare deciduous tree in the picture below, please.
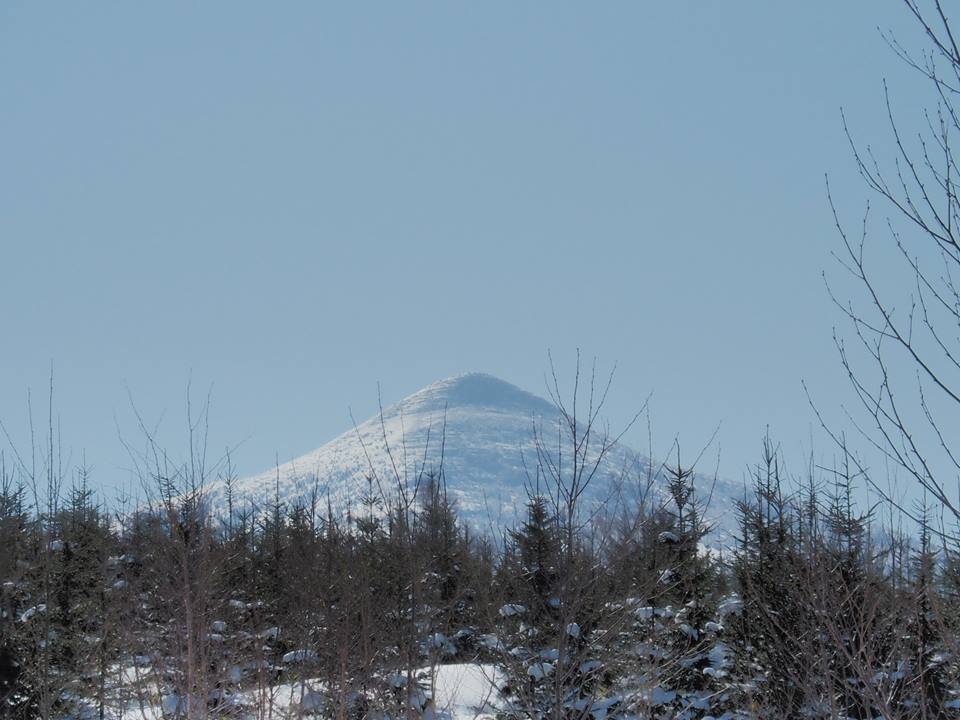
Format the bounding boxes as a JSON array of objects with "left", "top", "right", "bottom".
[{"left": 824, "top": 0, "right": 960, "bottom": 530}]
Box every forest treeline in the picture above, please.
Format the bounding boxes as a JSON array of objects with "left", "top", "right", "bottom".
[{"left": 1, "top": 428, "right": 959, "bottom": 720}]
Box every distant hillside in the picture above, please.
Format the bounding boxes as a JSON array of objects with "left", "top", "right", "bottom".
[{"left": 211, "top": 373, "right": 742, "bottom": 537}]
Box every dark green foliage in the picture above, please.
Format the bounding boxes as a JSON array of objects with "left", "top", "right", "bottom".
[
  {"left": 3, "top": 435, "right": 960, "bottom": 720},
  {"left": 505, "top": 495, "right": 561, "bottom": 627}
]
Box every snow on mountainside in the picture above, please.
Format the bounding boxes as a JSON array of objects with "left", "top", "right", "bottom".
[{"left": 212, "top": 373, "right": 742, "bottom": 536}]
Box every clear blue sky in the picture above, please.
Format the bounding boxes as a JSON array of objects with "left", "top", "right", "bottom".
[{"left": 0, "top": 2, "right": 932, "bottom": 501}]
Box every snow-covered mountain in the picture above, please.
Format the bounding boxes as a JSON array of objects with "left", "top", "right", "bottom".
[{"left": 214, "top": 373, "right": 742, "bottom": 536}]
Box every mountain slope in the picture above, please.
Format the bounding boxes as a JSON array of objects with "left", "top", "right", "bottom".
[{"left": 216, "top": 373, "right": 742, "bottom": 535}]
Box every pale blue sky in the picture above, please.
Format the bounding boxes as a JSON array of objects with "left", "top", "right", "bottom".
[{"left": 0, "top": 2, "right": 934, "bottom": 500}]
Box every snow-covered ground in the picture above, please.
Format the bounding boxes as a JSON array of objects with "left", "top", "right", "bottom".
[
  {"left": 428, "top": 664, "right": 504, "bottom": 720},
  {"left": 101, "top": 663, "right": 503, "bottom": 720}
]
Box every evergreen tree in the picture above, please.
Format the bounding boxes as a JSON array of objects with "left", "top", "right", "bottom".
[
  {"left": 733, "top": 437, "right": 811, "bottom": 715},
  {"left": 508, "top": 495, "right": 560, "bottom": 627},
  {"left": 906, "top": 499, "right": 949, "bottom": 716}
]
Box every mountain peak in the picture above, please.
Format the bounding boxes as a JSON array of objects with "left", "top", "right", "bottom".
[{"left": 396, "top": 372, "right": 556, "bottom": 416}]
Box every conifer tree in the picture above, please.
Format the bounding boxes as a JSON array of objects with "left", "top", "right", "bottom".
[
  {"left": 906, "top": 498, "right": 948, "bottom": 717},
  {"left": 509, "top": 495, "right": 560, "bottom": 627}
]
